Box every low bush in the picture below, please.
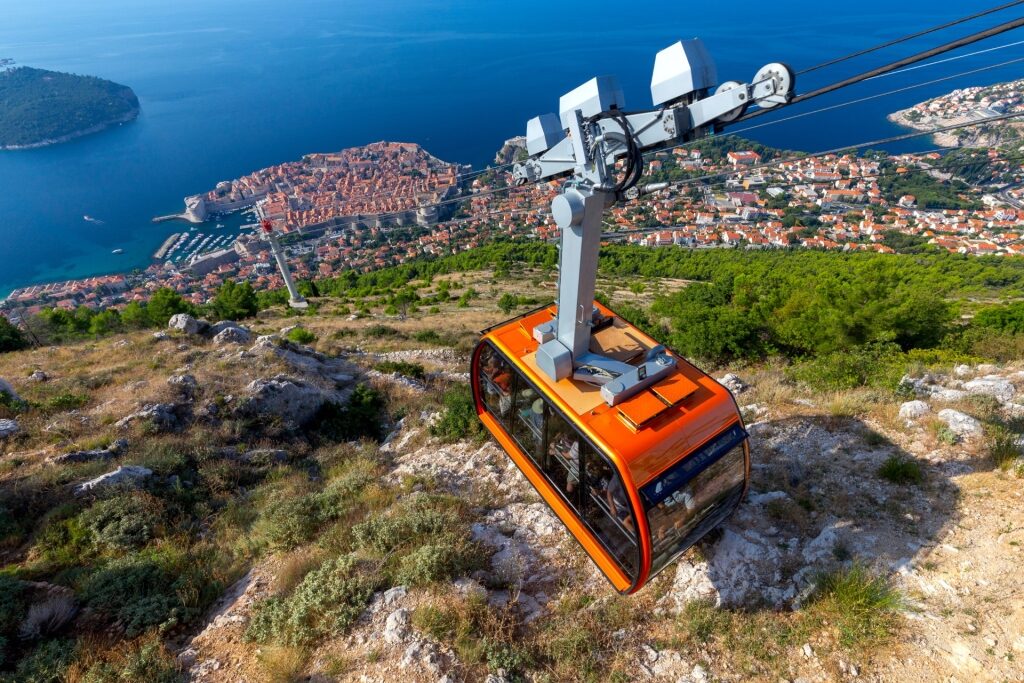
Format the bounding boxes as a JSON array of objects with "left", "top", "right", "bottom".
[
  {"left": 3, "top": 638, "right": 77, "bottom": 683},
  {"left": 76, "top": 637, "right": 183, "bottom": 683},
  {"left": 313, "top": 385, "right": 385, "bottom": 442},
  {"left": 245, "top": 554, "right": 379, "bottom": 646},
  {"left": 43, "top": 392, "right": 89, "bottom": 411},
  {"left": 430, "top": 385, "right": 484, "bottom": 443},
  {"left": 285, "top": 327, "right": 317, "bottom": 345},
  {"left": 877, "top": 455, "right": 923, "bottom": 485},
  {"left": 809, "top": 564, "right": 902, "bottom": 648},
  {"left": 255, "top": 462, "right": 376, "bottom": 550},
  {"left": 81, "top": 548, "right": 221, "bottom": 636},
  {"left": 394, "top": 535, "right": 484, "bottom": 586},
  {"left": 363, "top": 324, "right": 402, "bottom": 339},
  {"left": 80, "top": 493, "right": 165, "bottom": 551},
  {"left": 373, "top": 360, "right": 426, "bottom": 380},
  {"left": 0, "top": 576, "right": 28, "bottom": 667},
  {"left": 987, "top": 427, "right": 1022, "bottom": 470}
]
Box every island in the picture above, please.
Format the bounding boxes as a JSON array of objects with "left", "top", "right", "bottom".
[{"left": 0, "top": 66, "right": 140, "bottom": 150}]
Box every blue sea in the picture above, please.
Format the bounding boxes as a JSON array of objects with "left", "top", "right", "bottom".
[{"left": 1, "top": 0, "right": 1022, "bottom": 297}]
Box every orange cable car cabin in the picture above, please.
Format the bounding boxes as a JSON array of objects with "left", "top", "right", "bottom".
[{"left": 472, "top": 302, "right": 749, "bottom": 593}]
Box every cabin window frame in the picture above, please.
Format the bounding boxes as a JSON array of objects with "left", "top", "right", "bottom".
[{"left": 476, "top": 341, "right": 641, "bottom": 580}]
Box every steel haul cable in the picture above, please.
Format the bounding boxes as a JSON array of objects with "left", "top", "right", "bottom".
[
  {"left": 738, "top": 16, "right": 1024, "bottom": 123},
  {"left": 797, "top": 1, "right": 1024, "bottom": 75}
]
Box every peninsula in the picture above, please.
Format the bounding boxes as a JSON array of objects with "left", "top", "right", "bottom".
[
  {"left": 0, "top": 66, "right": 140, "bottom": 150},
  {"left": 889, "top": 77, "right": 1024, "bottom": 149}
]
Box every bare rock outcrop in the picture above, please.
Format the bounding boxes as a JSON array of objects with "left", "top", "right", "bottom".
[
  {"left": 48, "top": 438, "right": 128, "bottom": 465},
  {"left": 168, "top": 313, "right": 200, "bottom": 335},
  {"left": 75, "top": 465, "right": 152, "bottom": 495},
  {"left": 0, "top": 418, "right": 19, "bottom": 439}
]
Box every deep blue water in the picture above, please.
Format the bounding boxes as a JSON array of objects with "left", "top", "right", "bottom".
[{"left": 1, "top": 0, "right": 1022, "bottom": 297}]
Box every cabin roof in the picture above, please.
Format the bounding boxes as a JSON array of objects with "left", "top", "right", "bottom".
[{"left": 485, "top": 303, "right": 741, "bottom": 488}]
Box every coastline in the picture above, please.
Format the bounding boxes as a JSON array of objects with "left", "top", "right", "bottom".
[{"left": 0, "top": 107, "right": 140, "bottom": 151}]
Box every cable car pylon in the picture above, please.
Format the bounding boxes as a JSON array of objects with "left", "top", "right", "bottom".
[
  {"left": 259, "top": 217, "right": 308, "bottom": 310},
  {"left": 514, "top": 40, "right": 793, "bottom": 404}
]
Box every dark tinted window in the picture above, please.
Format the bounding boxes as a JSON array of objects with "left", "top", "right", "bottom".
[
  {"left": 478, "top": 344, "right": 514, "bottom": 427},
  {"left": 476, "top": 344, "right": 639, "bottom": 580},
  {"left": 642, "top": 425, "right": 747, "bottom": 578},
  {"left": 582, "top": 450, "right": 639, "bottom": 577}
]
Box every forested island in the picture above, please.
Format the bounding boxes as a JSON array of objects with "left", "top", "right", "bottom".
[{"left": 0, "top": 66, "right": 139, "bottom": 149}]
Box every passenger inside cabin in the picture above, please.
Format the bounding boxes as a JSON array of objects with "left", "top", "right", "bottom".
[
  {"left": 548, "top": 433, "right": 580, "bottom": 494},
  {"left": 606, "top": 475, "right": 634, "bottom": 532}
]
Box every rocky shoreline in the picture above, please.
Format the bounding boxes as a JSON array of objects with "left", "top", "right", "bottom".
[{"left": 0, "top": 106, "right": 139, "bottom": 151}]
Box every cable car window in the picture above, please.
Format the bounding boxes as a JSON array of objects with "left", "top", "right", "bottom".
[
  {"left": 510, "top": 380, "right": 546, "bottom": 464},
  {"left": 478, "top": 345, "right": 514, "bottom": 425},
  {"left": 583, "top": 453, "right": 639, "bottom": 577},
  {"left": 544, "top": 406, "right": 582, "bottom": 510},
  {"left": 642, "top": 425, "right": 748, "bottom": 578}
]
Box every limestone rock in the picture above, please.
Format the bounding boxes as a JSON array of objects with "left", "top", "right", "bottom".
[
  {"left": 48, "top": 438, "right": 128, "bottom": 465},
  {"left": 75, "top": 465, "right": 152, "bottom": 495},
  {"left": 899, "top": 400, "right": 930, "bottom": 421},
  {"left": 0, "top": 418, "right": 19, "bottom": 439},
  {"left": 116, "top": 403, "right": 182, "bottom": 431},
  {"left": 661, "top": 528, "right": 794, "bottom": 609},
  {"left": 168, "top": 313, "right": 200, "bottom": 335},
  {"left": 937, "top": 409, "right": 983, "bottom": 438},
  {"left": 0, "top": 378, "right": 20, "bottom": 402},
  {"left": 28, "top": 371, "right": 48, "bottom": 382},
  {"left": 964, "top": 376, "right": 1015, "bottom": 403},
  {"left": 207, "top": 320, "right": 243, "bottom": 337},
  {"left": 238, "top": 375, "right": 337, "bottom": 427},
  {"left": 718, "top": 373, "right": 748, "bottom": 394},
  {"left": 383, "top": 608, "right": 411, "bottom": 645},
  {"left": 213, "top": 326, "right": 252, "bottom": 345},
  {"left": 167, "top": 374, "right": 198, "bottom": 397}
]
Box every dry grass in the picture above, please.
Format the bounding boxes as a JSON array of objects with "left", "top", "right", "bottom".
[
  {"left": 257, "top": 645, "right": 308, "bottom": 683},
  {"left": 274, "top": 548, "right": 324, "bottom": 595}
]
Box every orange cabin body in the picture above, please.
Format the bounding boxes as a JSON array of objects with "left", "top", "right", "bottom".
[{"left": 472, "top": 302, "right": 750, "bottom": 593}]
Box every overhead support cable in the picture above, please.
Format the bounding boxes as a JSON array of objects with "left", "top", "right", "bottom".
[
  {"left": 731, "top": 56, "right": 1024, "bottom": 135},
  {"left": 663, "top": 112, "right": 1024, "bottom": 190},
  {"left": 738, "top": 16, "right": 1024, "bottom": 123},
  {"left": 797, "top": 1, "right": 1024, "bottom": 75}
]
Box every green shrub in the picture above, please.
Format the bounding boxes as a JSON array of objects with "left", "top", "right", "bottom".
[
  {"left": 256, "top": 495, "right": 323, "bottom": 550},
  {"left": 3, "top": 638, "right": 77, "bottom": 683},
  {"left": 81, "top": 549, "right": 220, "bottom": 636},
  {"left": 810, "top": 564, "right": 901, "bottom": 648},
  {"left": 34, "top": 515, "right": 95, "bottom": 568},
  {"left": 0, "top": 576, "right": 28, "bottom": 666},
  {"left": 245, "top": 554, "right": 379, "bottom": 646},
  {"left": 0, "top": 315, "right": 28, "bottom": 353},
  {"left": 79, "top": 637, "right": 183, "bottom": 683},
  {"left": 285, "top": 327, "right": 317, "bottom": 345},
  {"left": 352, "top": 504, "right": 457, "bottom": 554},
  {"left": 413, "top": 330, "right": 451, "bottom": 345},
  {"left": 394, "top": 536, "right": 484, "bottom": 586},
  {"left": 43, "top": 393, "right": 89, "bottom": 411},
  {"left": 987, "top": 427, "right": 1022, "bottom": 469},
  {"left": 430, "top": 385, "right": 484, "bottom": 443},
  {"left": 373, "top": 361, "right": 426, "bottom": 380},
  {"left": 256, "top": 465, "right": 375, "bottom": 550},
  {"left": 80, "top": 493, "right": 164, "bottom": 551},
  {"left": 877, "top": 455, "right": 923, "bottom": 485},
  {"left": 313, "top": 385, "right": 385, "bottom": 442},
  {"left": 363, "top": 324, "right": 402, "bottom": 339}
]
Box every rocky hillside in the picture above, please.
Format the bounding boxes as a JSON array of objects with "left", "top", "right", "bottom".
[{"left": 0, "top": 267, "right": 1022, "bottom": 682}]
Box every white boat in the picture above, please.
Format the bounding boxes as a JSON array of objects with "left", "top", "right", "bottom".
[
  {"left": 216, "top": 223, "right": 225, "bottom": 229},
  {"left": 83, "top": 215, "right": 105, "bottom": 225},
  {"left": 112, "top": 248, "right": 124, "bottom": 255}
]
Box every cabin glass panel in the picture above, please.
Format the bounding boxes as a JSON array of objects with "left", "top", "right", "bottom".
[
  {"left": 582, "top": 451, "right": 639, "bottom": 577},
  {"left": 476, "top": 343, "right": 639, "bottom": 580},
  {"left": 641, "top": 425, "right": 748, "bottom": 578}
]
